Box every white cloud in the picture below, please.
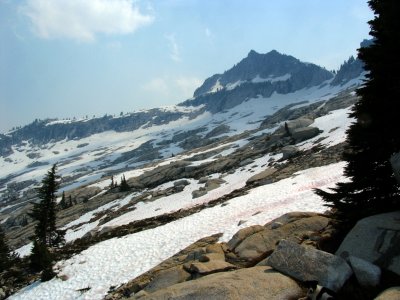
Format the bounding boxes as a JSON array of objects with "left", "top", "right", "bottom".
[
  {"left": 165, "top": 33, "right": 181, "bottom": 62},
  {"left": 20, "top": 0, "right": 154, "bottom": 42}
]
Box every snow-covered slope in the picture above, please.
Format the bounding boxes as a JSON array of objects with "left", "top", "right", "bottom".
[
  {"left": 1, "top": 47, "right": 367, "bottom": 300},
  {"left": 9, "top": 99, "right": 355, "bottom": 299}
]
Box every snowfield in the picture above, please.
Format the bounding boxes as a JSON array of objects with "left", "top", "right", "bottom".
[
  {"left": 10, "top": 162, "right": 348, "bottom": 300},
  {"left": 3, "top": 74, "right": 361, "bottom": 300}
]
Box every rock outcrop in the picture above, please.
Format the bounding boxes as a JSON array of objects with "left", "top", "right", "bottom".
[
  {"left": 132, "top": 266, "right": 304, "bottom": 300},
  {"left": 336, "top": 211, "right": 400, "bottom": 276},
  {"left": 266, "top": 239, "right": 352, "bottom": 292},
  {"left": 374, "top": 287, "right": 400, "bottom": 300},
  {"left": 227, "top": 212, "right": 330, "bottom": 266}
]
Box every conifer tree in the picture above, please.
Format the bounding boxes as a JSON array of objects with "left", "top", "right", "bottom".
[
  {"left": 119, "top": 174, "right": 130, "bottom": 192},
  {"left": 59, "top": 191, "right": 67, "bottom": 209},
  {"left": 110, "top": 175, "right": 115, "bottom": 189},
  {"left": 0, "top": 226, "right": 16, "bottom": 272},
  {"left": 29, "top": 164, "right": 65, "bottom": 281},
  {"left": 316, "top": 0, "right": 400, "bottom": 225},
  {"left": 30, "top": 164, "right": 64, "bottom": 247}
]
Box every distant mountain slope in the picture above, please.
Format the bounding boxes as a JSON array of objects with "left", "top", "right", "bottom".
[
  {"left": 180, "top": 50, "right": 336, "bottom": 113},
  {"left": 192, "top": 50, "right": 334, "bottom": 98},
  {"left": 331, "top": 56, "right": 364, "bottom": 86},
  {"left": 0, "top": 107, "right": 204, "bottom": 156}
]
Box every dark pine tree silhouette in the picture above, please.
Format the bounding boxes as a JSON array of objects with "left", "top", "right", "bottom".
[
  {"left": 59, "top": 191, "right": 67, "bottom": 209},
  {"left": 30, "top": 164, "right": 64, "bottom": 247},
  {"left": 119, "top": 174, "right": 130, "bottom": 192},
  {"left": 29, "top": 164, "right": 65, "bottom": 281},
  {"left": 316, "top": 0, "right": 400, "bottom": 225},
  {"left": 0, "top": 225, "right": 17, "bottom": 272}
]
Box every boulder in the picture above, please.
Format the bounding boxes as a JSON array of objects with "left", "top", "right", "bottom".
[
  {"left": 227, "top": 225, "right": 265, "bottom": 250},
  {"left": 205, "top": 243, "right": 225, "bottom": 254},
  {"left": 348, "top": 256, "right": 381, "bottom": 287},
  {"left": 199, "top": 252, "right": 225, "bottom": 262},
  {"left": 267, "top": 240, "right": 352, "bottom": 292},
  {"left": 173, "top": 179, "right": 190, "bottom": 187},
  {"left": 144, "top": 266, "right": 191, "bottom": 293},
  {"left": 191, "top": 189, "right": 207, "bottom": 199},
  {"left": 246, "top": 168, "right": 277, "bottom": 184},
  {"left": 185, "top": 260, "right": 237, "bottom": 275},
  {"left": 205, "top": 178, "right": 226, "bottom": 191},
  {"left": 336, "top": 211, "right": 400, "bottom": 276},
  {"left": 374, "top": 287, "right": 400, "bottom": 300},
  {"left": 276, "top": 118, "right": 314, "bottom": 135},
  {"left": 281, "top": 146, "right": 299, "bottom": 160},
  {"left": 229, "top": 214, "right": 330, "bottom": 265},
  {"left": 198, "top": 177, "right": 209, "bottom": 184},
  {"left": 132, "top": 266, "right": 303, "bottom": 300},
  {"left": 291, "top": 126, "right": 320, "bottom": 142}
]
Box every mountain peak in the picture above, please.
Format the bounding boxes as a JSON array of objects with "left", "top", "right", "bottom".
[
  {"left": 191, "top": 49, "right": 333, "bottom": 99},
  {"left": 247, "top": 49, "right": 260, "bottom": 57}
]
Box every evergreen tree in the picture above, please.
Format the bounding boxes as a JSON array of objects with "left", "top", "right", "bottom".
[
  {"left": 0, "top": 226, "right": 16, "bottom": 272},
  {"left": 29, "top": 164, "right": 65, "bottom": 281},
  {"left": 68, "top": 195, "right": 73, "bottom": 207},
  {"left": 119, "top": 174, "right": 130, "bottom": 192},
  {"left": 110, "top": 175, "right": 115, "bottom": 189},
  {"left": 30, "top": 240, "right": 54, "bottom": 281},
  {"left": 316, "top": 0, "right": 400, "bottom": 225},
  {"left": 30, "top": 164, "right": 64, "bottom": 247},
  {"left": 59, "top": 191, "right": 67, "bottom": 209}
]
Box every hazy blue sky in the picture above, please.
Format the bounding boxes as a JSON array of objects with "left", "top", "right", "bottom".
[{"left": 0, "top": 0, "right": 373, "bottom": 133}]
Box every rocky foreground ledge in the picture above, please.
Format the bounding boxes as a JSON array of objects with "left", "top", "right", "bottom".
[{"left": 106, "top": 211, "right": 400, "bottom": 300}]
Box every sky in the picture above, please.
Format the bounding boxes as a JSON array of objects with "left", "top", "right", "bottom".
[{"left": 0, "top": 0, "right": 373, "bottom": 133}]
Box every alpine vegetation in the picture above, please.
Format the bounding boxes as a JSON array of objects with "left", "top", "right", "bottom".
[{"left": 315, "top": 0, "right": 400, "bottom": 226}]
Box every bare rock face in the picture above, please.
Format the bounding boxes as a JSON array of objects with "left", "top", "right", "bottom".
[
  {"left": 348, "top": 256, "right": 381, "bottom": 287},
  {"left": 185, "top": 260, "right": 237, "bottom": 275},
  {"left": 266, "top": 239, "right": 352, "bottom": 292},
  {"left": 336, "top": 211, "right": 400, "bottom": 276},
  {"left": 144, "top": 266, "right": 191, "bottom": 293},
  {"left": 228, "top": 213, "right": 330, "bottom": 266},
  {"left": 131, "top": 266, "right": 304, "bottom": 300}
]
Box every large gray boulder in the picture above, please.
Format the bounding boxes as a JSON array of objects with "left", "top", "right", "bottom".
[
  {"left": 291, "top": 126, "right": 320, "bottom": 142},
  {"left": 132, "top": 266, "right": 304, "bottom": 300},
  {"left": 267, "top": 240, "right": 352, "bottom": 292},
  {"left": 336, "top": 211, "right": 400, "bottom": 276},
  {"left": 228, "top": 213, "right": 330, "bottom": 266},
  {"left": 348, "top": 256, "right": 381, "bottom": 287},
  {"left": 276, "top": 118, "right": 314, "bottom": 135},
  {"left": 281, "top": 145, "right": 299, "bottom": 160}
]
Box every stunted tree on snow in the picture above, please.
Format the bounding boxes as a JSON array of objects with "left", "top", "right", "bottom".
[
  {"left": 316, "top": 0, "right": 400, "bottom": 225},
  {"left": 119, "top": 174, "right": 130, "bottom": 192}
]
